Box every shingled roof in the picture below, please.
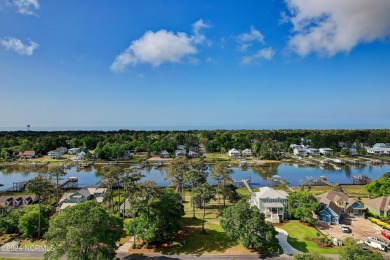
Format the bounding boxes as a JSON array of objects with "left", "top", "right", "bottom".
[{"left": 365, "top": 196, "right": 390, "bottom": 211}]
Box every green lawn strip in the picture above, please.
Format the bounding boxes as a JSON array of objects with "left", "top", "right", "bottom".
[{"left": 279, "top": 220, "right": 339, "bottom": 254}]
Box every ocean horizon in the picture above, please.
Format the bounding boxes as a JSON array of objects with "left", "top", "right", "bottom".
[{"left": 0, "top": 125, "right": 388, "bottom": 132}]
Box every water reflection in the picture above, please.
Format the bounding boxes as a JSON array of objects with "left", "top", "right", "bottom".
[{"left": 1, "top": 163, "right": 390, "bottom": 190}]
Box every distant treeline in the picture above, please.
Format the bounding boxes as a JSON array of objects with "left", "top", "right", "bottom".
[{"left": 0, "top": 129, "right": 389, "bottom": 160}]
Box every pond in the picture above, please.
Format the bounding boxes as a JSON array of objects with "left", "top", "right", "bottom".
[{"left": 1, "top": 163, "right": 390, "bottom": 190}]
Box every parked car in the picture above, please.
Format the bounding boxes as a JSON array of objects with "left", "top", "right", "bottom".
[
  {"left": 365, "top": 239, "right": 387, "bottom": 251},
  {"left": 368, "top": 236, "right": 389, "bottom": 246},
  {"left": 339, "top": 224, "right": 351, "bottom": 233},
  {"left": 341, "top": 226, "right": 351, "bottom": 233}
]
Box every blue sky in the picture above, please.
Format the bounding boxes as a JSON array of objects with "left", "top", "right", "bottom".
[{"left": 0, "top": 0, "right": 390, "bottom": 130}]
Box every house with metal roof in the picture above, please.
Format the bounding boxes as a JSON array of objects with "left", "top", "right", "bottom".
[
  {"left": 364, "top": 196, "right": 390, "bottom": 218},
  {"left": 249, "top": 186, "right": 289, "bottom": 223}
]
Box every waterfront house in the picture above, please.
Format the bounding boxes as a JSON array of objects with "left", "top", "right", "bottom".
[
  {"left": 58, "top": 187, "right": 107, "bottom": 212},
  {"left": 20, "top": 150, "right": 35, "bottom": 159},
  {"left": 293, "top": 147, "right": 307, "bottom": 157},
  {"left": 365, "top": 196, "right": 390, "bottom": 218},
  {"left": 319, "top": 148, "right": 333, "bottom": 156},
  {"left": 317, "top": 191, "right": 364, "bottom": 225},
  {"left": 249, "top": 186, "right": 289, "bottom": 223},
  {"left": 366, "top": 147, "right": 390, "bottom": 155},
  {"left": 68, "top": 148, "right": 81, "bottom": 155},
  {"left": 160, "top": 150, "right": 170, "bottom": 158},
  {"left": 242, "top": 149, "right": 252, "bottom": 157},
  {"left": 48, "top": 150, "right": 62, "bottom": 159},
  {"left": 175, "top": 150, "right": 186, "bottom": 158},
  {"left": 228, "top": 148, "right": 241, "bottom": 159},
  {"left": 74, "top": 151, "right": 88, "bottom": 160},
  {"left": 306, "top": 148, "right": 320, "bottom": 156}
]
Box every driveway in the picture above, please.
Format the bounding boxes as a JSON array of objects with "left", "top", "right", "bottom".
[
  {"left": 316, "top": 217, "right": 382, "bottom": 242},
  {"left": 275, "top": 228, "right": 302, "bottom": 255}
]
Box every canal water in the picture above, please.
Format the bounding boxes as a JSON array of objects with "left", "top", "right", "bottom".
[{"left": 1, "top": 163, "right": 390, "bottom": 190}]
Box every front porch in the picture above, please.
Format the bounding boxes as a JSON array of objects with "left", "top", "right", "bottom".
[{"left": 263, "top": 203, "right": 285, "bottom": 223}]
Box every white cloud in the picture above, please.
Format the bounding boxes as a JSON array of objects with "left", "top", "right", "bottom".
[
  {"left": 237, "top": 26, "right": 274, "bottom": 64},
  {"left": 238, "top": 26, "right": 264, "bottom": 51},
  {"left": 111, "top": 19, "right": 210, "bottom": 72},
  {"left": 285, "top": 0, "right": 390, "bottom": 57},
  {"left": 241, "top": 47, "right": 275, "bottom": 65},
  {"left": 12, "top": 0, "right": 39, "bottom": 15},
  {"left": 0, "top": 37, "right": 38, "bottom": 55}
]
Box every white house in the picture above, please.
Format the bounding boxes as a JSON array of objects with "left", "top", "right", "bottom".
[
  {"left": 249, "top": 186, "right": 289, "bottom": 223},
  {"left": 306, "top": 148, "right": 320, "bottom": 156},
  {"left": 228, "top": 148, "right": 241, "bottom": 159},
  {"left": 48, "top": 150, "right": 62, "bottom": 159},
  {"left": 366, "top": 147, "right": 390, "bottom": 155},
  {"left": 242, "top": 149, "right": 252, "bottom": 157},
  {"left": 175, "top": 150, "right": 186, "bottom": 158},
  {"left": 289, "top": 144, "right": 300, "bottom": 150},
  {"left": 293, "top": 147, "right": 307, "bottom": 157},
  {"left": 75, "top": 151, "right": 86, "bottom": 161},
  {"left": 319, "top": 148, "right": 333, "bottom": 156},
  {"left": 68, "top": 148, "right": 81, "bottom": 155}
]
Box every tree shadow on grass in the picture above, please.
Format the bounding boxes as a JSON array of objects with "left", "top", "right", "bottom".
[
  {"left": 157, "top": 226, "right": 240, "bottom": 256},
  {"left": 287, "top": 237, "right": 308, "bottom": 253}
]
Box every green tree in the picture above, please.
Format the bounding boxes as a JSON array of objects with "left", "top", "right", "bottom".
[
  {"left": 193, "top": 183, "right": 216, "bottom": 233},
  {"left": 0, "top": 209, "right": 23, "bottom": 234},
  {"left": 211, "top": 162, "right": 233, "bottom": 207},
  {"left": 18, "top": 205, "right": 52, "bottom": 238},
  {"left": 366, "top": 172, "right": 390, "bottom": 197},
  {"left": 166, "top": 158, "right": 190, "bottom": 202},
  {"left": 339, "top": 245, "right": 383, "bottom": 260},
  {"left": 221, "top": 200, "right": 277, "bottom": 250},
  {"left": 44, "top": 201, "right": 123, "bottom": 260},
  {"left": 287, "top": 191, "right": 319, "bottom": 224},
  {"left": 185, "top": 167, "right": 207, "bottom": 218},
  {"left": 134, "top": 188, "right": 184, "bottom": 246},
  {"left": 26, "top": 174, "right": 55, "bottom": 238}
]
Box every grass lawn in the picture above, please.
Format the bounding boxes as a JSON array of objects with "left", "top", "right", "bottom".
[
  {"left": 128, "top": 191, "right": 280, "bottom": 255},
  {"left": 204, "top": 153, "right": 231, "bottom": 163},
  {"left": 292, "top": 185, "right": 369, "bottom": 199},
  {"left": 279, "top": 220, "right": 339, "bottom": 254}
]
